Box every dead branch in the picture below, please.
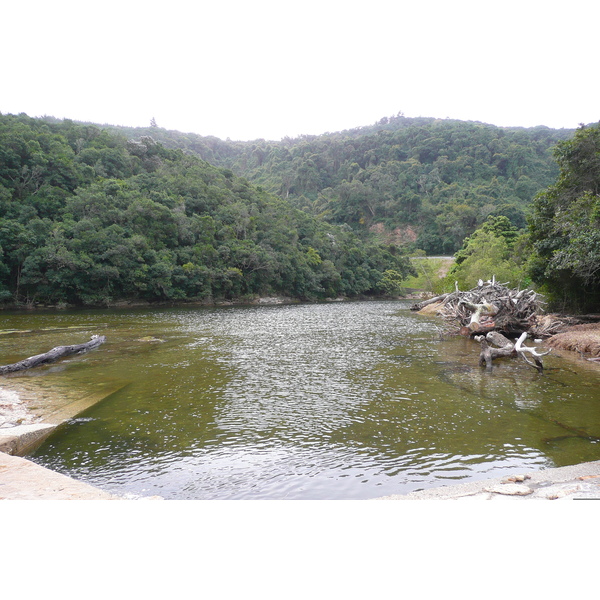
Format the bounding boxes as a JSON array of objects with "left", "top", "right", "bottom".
[
  {"left": 475, "top": 330, "right": 551, "bottom": 372},
  {"left": 475, "top": 331, "right": 516, "bottom": 369},
  {"left": 514, "top": 332, "right": 551, "bottom": 373}
]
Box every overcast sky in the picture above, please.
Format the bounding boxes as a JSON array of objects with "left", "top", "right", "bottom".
[{"left": 2, "top": 0, "right": 598, "bottom": 141}]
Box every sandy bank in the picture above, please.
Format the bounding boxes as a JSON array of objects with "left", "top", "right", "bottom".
[{"left": 546, "top": 322, "right": 600, "bottom": 358}]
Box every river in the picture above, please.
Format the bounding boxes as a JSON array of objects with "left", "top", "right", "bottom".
[{"left": 2, "top": 300, "right": 600, "bottom": 499}]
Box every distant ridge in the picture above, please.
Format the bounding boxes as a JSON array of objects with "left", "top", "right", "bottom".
[{"left": 83, "top": 114, "right": 578, "bottom": 255}]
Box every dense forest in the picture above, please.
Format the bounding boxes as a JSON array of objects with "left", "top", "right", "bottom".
[
  {"left": 528, "top": 123, "right": 600, "bottom": 311},
  {"left": 101, "top": 114, "right": 574, "bottom": 254},
  {"left": 440, "top": 123, "right": 600, "bottom": 313},
  {"left": 0, "top": 113, "right": 414, "bottom": 307},
  {"left": 2, "top": 112, "right": 599, "bottom": 311}
]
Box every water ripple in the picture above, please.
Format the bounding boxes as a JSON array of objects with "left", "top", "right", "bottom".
[{"left": 26, "top": 301, "right": 600, "bottom": 499}]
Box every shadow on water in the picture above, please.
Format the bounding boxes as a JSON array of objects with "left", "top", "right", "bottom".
[{"left": 1, "top": 301, "right": 599, "bottom": 499}]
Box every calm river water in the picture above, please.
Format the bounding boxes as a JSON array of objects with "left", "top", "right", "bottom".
[{"left": 2, "top": 301, "right": 600, "bottom": 499}]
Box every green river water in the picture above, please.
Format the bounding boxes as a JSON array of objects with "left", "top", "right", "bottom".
[{"left": 2, "top": 300, "right": 599, "bottom": 499}]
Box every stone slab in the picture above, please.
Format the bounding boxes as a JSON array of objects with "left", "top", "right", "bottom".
[
  {"left": 0, "top": 423, "right": 57, "bottom": 455},
  {"left": 0, "top": 451, "right": 117, "bottom": 500}
]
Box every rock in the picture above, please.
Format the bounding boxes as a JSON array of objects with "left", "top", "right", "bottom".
[
  {"left": 501, "top": 474, "right": 531, "bottom": 483},
  {"left": 256, "top": 296, "right": 290, "bottom": 305},
  {"left": 485, "top": 483, "right": 534, "bottom": 496},
  {"left": 0, "top": 423, "right": 57, "bottom": 455},
  {"left": 533, "top": 484, "right": 585, "bottom": 500},
  {"left": 0, "top": 452, "right": 117, "bottom": 500}
]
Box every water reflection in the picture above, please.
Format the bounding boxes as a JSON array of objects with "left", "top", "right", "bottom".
[{"left": 2, "top": 301, "right": 596, "bottom": 499}]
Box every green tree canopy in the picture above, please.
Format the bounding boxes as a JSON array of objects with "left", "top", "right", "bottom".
[
  {"left": 103, "top": 116, "right": 574, "bottom": 254},
  {"left": 528, "top": 123, "right": 600, "bottom": 311},
  {"left": 0, "top": 112, "right": 415, "bottom": 306}
]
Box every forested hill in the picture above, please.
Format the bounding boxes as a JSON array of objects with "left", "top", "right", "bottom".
[
  {"left": 94, "top": 114, "right": 577, "bottom": 254},
  {"left": 0, "top": 113, "right": 414, "bottom": 307}
]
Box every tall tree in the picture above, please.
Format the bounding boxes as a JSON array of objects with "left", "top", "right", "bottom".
[{"left": 528, "top": 123, "right": 600, "bottom": 311}]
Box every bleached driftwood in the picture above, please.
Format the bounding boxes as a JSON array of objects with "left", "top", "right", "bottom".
[
  {"left": 411, "top": 277, "right": 545, "bottom": 336},
  {"left": 475, "top": 330, "right": 551, "bottom": 372},
  {"left": 514, "top": 332, "right": 551, "bottom": 373},
  {"left": 0, "top": 335, "right": 106, "bottom": 374},
  {"left": 476, "top": 331, "right": 516, "bottom": 369},
  {"left": 461, "top": 300, "right": 499, "bottom": 332}
]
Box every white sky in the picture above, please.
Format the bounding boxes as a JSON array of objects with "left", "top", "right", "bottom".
[{"left": 1, "top": 0, "right": 598, "bottom": 141}]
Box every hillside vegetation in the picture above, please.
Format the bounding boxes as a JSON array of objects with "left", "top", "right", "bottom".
[
  {"left": 4, "top": 112, "right": 598, "bottom": 313},
  {"left": 105, "top": 114, "right": 574, "bottom": 254},
  {"left": 440, "top": 123, "right": 600, "bottom": 313},
  {"left": 0, "top": 113, "right": 414, "bottom": 306},
  {"left": 528, "top": 123, "right": 600, "bottom": 311}
]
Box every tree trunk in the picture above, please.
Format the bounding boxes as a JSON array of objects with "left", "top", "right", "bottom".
[
  {"left": 0, "top": 336, "right": 106, "bottom": 375},
  {"left": 477, "top": 332, "right": 516, "bottom": 368}
]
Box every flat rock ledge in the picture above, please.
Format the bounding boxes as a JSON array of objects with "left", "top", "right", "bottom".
[
  {"left": 0, "top": 380, "right": 165, "bottom": 500},
  {"left": 0, "top": 424, "right": 57, "bottom": 456},
  {"left": 375, "top": 460, "right": 600, "bottom": 500},
  {"left": 0, "top": 451, "right": 117, "bottom": 500}
]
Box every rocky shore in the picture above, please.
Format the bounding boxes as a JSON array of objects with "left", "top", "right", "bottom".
[{"left": 376, "top": 460, "right": 600, "bottom": 501}]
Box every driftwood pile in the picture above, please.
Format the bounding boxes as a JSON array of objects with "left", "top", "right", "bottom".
[
  {"left": 411, "top": 277, "right": 544, "bottom": 336},
  {"left": 411, "top": 277, "right": 553, "bottom": 371}
]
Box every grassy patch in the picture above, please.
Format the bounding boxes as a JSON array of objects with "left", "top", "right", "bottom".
[{"left": 403, "top": 257, "right": 454, "bottom": 294}]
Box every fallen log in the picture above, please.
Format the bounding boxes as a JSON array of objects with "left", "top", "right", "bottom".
[
  {"left": 475, "top": 331, "right": 551, "bottom": 372},
  {"left": 410, "top": 292, "right": 453, "bottom": 312},
  {"left": 476, "top": 331, "right": 516, "bottom": 369},
  {"left": 0, "top": 335, "right": 106, "bottom": 374}
]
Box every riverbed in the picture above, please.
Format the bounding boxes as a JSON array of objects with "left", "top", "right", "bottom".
[{"left": 2, "top": 300, "right": 599, "bottom": 499}]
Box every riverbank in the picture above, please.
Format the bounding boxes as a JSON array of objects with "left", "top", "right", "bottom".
[
  {"left": 546, "top": 321, "right": 600, "bottom": 358},
  {"left": 0, "top": 294, "right": 377, "bottom": 311},
  {"left": 376, "top": 459, "right": 600, "bottom": 500},
  {"left": 0, "top": 451, "right": 119, "bottom": 499}
]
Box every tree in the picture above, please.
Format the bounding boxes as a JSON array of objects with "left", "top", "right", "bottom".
[
  {"left": 447, "top": 215, "right": 528, "bottom": 290},
  {"left": 97, "top": 115, "right": 570, "bottom": 254},
  {"left": 447, "top": 230, "right": 524, "bottom": 290},
  {"left": 453, "top": 215, "right": 519, "bottom": 267},
  {"left": 378, "top": 269, "right": 406, "bottom": 295},
  {"left": 528, "top": 123, "right": 600, "bottom": 311},
  {"left": 0, "top": 113, "right": 416, "bottom": 306}
]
